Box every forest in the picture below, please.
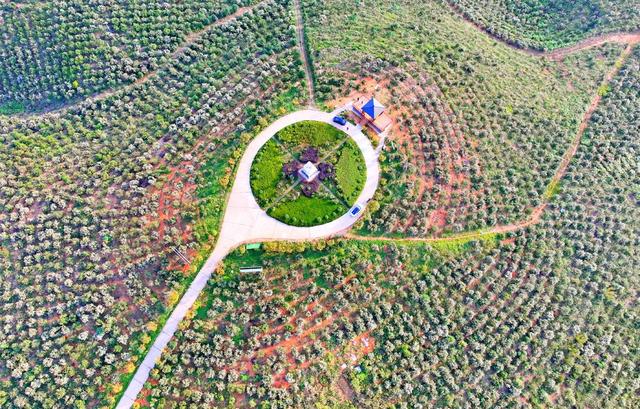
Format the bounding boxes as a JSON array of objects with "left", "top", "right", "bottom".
[
  {"left": 0, "top": 0, "right": 638, "bottom": 408},
  {"left": 0, "top": 0, "right": 259, "bottom": 112},
  {"left": 448, "top": 0, "right": 640, "bottom": 50}
]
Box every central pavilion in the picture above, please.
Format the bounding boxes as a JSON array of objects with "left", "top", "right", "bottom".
[{"left": 298, "top": 161, "right": 319, "bottom": 182}]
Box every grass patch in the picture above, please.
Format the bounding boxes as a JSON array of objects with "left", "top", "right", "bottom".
[
  {"left": 335, "top": 139, "right": 366, "bottom": 204},
  {"left": 430, "top": 232, "right": 501, "bottom": 256},
  {"left": 194, "top": 148, "right": 235, "bottom": 242},
  {"left": 250, "top": 139, "right": 285, "bottom": 204},
  {"left": 226, "top": 247, "right": 265, "bottom": 269},
  {"left": 275, "top": 120, "right": 344, "bottom": 147},
  {"left": 268, "top": 196, "right": 345, "bottom": 226},
  {"left": 544, "top": 179, "right": 561, "bottom": 200}
]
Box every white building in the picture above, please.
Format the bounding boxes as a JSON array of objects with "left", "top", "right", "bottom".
[{"left": 298, "top": 161, "right": 319, "bottom": 182}]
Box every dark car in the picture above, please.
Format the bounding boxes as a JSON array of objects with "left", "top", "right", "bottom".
[{"left": 333, "top": 116, "right": 347, "bottom": 126}]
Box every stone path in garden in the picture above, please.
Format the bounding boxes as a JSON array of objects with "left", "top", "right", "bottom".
[{"left": 116, "top": 107, "right": 379, "bottom": 408}]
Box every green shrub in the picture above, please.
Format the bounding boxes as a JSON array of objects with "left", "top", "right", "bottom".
[
  {"left": 275, "top": 120, "right": 344, "bottom": 147},
  {"left": 0, "top": 101, "right": 25, "bottom": 115}
]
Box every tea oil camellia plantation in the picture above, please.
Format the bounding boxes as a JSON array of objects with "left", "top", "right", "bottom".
[{"left": 1, "top": 0, "right": 638, "bottom": 408}]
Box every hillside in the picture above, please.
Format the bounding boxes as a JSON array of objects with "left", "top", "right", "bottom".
[{"left": 0, "top": 0, "right": 638, "bottom": 408}]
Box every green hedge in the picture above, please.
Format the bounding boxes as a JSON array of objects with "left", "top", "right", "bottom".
[
  {"left": 335, "top": 140, "right": 366, "bottom": 204},
  {"left": 250, "top": 140, "right": 285, "bottom": 205},
  {"left": 268, "top": 196, "right": 344, "bottom": 227}
]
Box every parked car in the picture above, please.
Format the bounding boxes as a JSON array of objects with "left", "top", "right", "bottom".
[
  {"left": 349, "top": 204, "right": 362, "bottom": 217},
  {"left": 333, "top": 116, "right": 347, "bottom": 126}
]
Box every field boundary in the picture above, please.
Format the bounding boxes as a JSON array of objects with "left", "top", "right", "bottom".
[
  {"left": 6, "top": 2, "right": 265, "bottom": 119},
  {"left": 445, "top": 0, "right": 640, "bottom": 59}
]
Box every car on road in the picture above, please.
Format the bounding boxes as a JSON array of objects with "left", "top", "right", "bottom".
[
  {"left": 333, "top": 116, "right": 347, "bottom": 126},
  {"left": 349, "top": 204, "right": 363, "bottom": 217}
]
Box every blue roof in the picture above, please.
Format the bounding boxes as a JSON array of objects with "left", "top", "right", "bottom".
[{"left": 362, "top": 97, "right": 385, "bottom": 119}]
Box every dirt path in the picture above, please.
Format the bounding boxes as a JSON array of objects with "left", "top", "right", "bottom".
[
  {"left": 293, "top": 0, "right": 316, "bottom": 106},
  {"left": 10, "top": 4, "right": 262, "bottom": 120},
  {"left": 9, "top": 1, "right": 635, "bottom": 120},
  {"left": 348, "top": 43, "right": 636, "bottom": 244},
  {"left": 544, "top": 32, "right": 640, "bottom": 60},
  {"left": 446, "top": 0, "right": 640, "bottom": 59}
]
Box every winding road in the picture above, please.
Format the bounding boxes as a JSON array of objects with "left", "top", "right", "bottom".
[{"left": 116, "top": 107, "right": 379, "bottom": 408}]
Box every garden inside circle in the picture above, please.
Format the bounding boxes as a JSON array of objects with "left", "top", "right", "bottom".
[{"left": 250, "top": 120, "right": 367, "bottom": 227}]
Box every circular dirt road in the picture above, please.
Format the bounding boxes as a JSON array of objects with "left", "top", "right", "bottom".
[{"left": 117, "top": 107, "right": 379, "bottom": 408}]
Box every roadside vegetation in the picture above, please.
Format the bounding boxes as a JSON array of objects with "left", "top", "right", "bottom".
[
  {"left": 251, "top": 140, "right": 286, "bottom": 206},
  {"left": 335, "top": 140, "right": 367, "bottom": 204},
  {"left": 269, "top": 195, "right": 344, "bottom": 226},
  {"left": 275, "top": 119, "right": 343, "bottom": 146}
]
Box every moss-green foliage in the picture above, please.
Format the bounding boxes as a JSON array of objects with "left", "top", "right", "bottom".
[
  {"left": 250, "top": 139, "right": 285, "bottom": 205},
  {"left": 543, "top": 179, "right": 561, "bottom": 200},
  {"left": 195, "top": 150, "right": 231, "bottom": 242},
  {"left": 268, "top": 196, "right": 344, "bottom": 227},
  {"left": 0, "top": 101, "right": 25, "bottom": 115},
  {"left": 275, "top": 120, "right": 344, "bottom": 147},
  {"left": 429, "top": 232, "right": 501, "bottom": 256},
  {"left": 335, "top": 140, "right": 366, "bottom": 204}
]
